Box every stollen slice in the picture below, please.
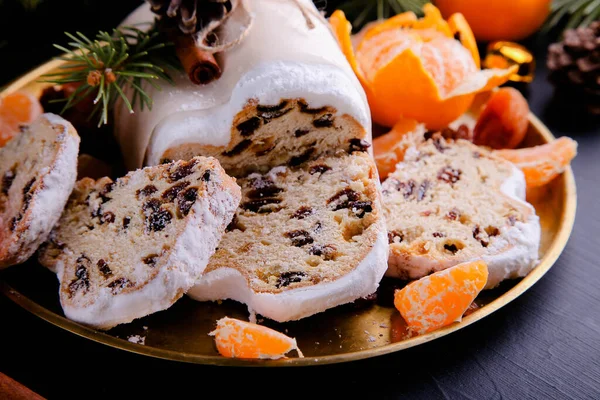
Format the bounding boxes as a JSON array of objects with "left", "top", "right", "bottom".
[
  {"left": 382, "top": 137, "right": 540, "bottom": 289},
  {"left": 39, "top": 157, "right": 241, "bottom": 329},
  {"left": 188, "top": 151, "right": 388, "bottom": 321},
  {"left": 0, "top": 113, "right": 79, "bottom": 269}
]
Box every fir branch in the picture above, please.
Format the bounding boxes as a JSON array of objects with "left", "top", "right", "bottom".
[
  {"left": 338, "top": 0, "right": 429, "bottom": 31},
  {"left": 41, "top": 24, "right": 180, "bottom": 127},
  {"left": 543, "top": 0, "right": 600, "bottom": 33}
]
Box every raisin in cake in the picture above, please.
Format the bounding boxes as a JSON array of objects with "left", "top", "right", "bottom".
[
  {"left": 116, "top": 0, "right": 370, "bottom": 173},
  {"left": 382, "top": 137, "right": 540, "bottom": 289},
  {"left": 0, "top": 114, "right": 79, "bottom": 269},
  {"left": 38, "top": 157, "right": 241, "bottom": 329},
  {"left": 188, "top": 152, "right": 388, "bottom": 322},
  {"left": 153, "top": 98, "right": 370, "bottom": 176}
]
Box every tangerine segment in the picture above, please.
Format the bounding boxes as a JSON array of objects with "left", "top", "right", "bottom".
[
  {"left": 373, "top": 118, "right": 422, "bottom": 178},
  {"left": 494, "top": 137, "right": 578, "bottom": 187},
  {"left": 209, "top": 317, "right": 304, "bottom": 359},
  {"left": 394, "top": 260, "right": 488, "bottom": 334},
  {"left": 0, "top": 91, "right": 43, "bottom": 147},
  {"left": 473, "top": 87, "right": 529, "bottom": 149}
]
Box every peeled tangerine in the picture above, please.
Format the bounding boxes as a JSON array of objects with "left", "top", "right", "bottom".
[
  {"left": 494, "top": 137, "right": 578, "bottom": 187},
  {"left": 394, "top": 260, "right": 488, "bottom": 334},
  {"left": 0, "top": 91, "right": 43, "bottom": 147},
  {"left": 210, "top": 317, "right": 304, "bottom": 359},
  {"left": 330, "top": 4, "right": 517, "bottom": 130}
]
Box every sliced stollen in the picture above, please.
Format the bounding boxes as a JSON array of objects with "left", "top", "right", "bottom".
[
  {"left": 116, "top": 0, "right": 371, "bottom": 174},
  {"left": 38, "top": 157, "right": 241, "bottom": 329},
  {"left": 156, "top": 98, "right": 370, "bottom": 176},
  {"left": 382, "top": 137, "right": 540, "bottom": 289},
  {"left": 0, "top": 113, "right": 79, "bottom": 269},
  {"left": 188, "top": 151, "right": 389, "bottom": 322}
]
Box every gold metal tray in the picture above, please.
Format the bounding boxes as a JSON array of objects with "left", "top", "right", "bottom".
[{"left": 0, "top": 60, "right": 577, "bottom": 366}]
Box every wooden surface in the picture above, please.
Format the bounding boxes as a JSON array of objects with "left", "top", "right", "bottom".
[{"left": 1, "top": 1, "right": 599, "bottom": 399}]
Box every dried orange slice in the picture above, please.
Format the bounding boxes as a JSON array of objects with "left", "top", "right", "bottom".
[
  {"left": 494, "top": 137, "right": 578, "bottom": 187},
  {"left": 394, "top": 260, "right": 488, "bottom": 334},
  {"left": 0, "top": 91, "right": 43, "bottom": 147},
  {"left": 330, "top": 5, "right": 516, "bottom": 130},
  {"left": 209, "top": 317, "right": 304, "bottom": 359},
  {"left": 373, "top": 118, "right": 423, "bottom": 179}
]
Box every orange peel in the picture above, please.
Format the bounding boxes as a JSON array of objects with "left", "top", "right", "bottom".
[
  {"left": 209, "top": 317, "right": 304, "bottom": 359},
  {"left": 394, "top": 260, "right": 488, "bottom": 334},
  {"left": 330, "top": 5, "right": 516, "bottom": 130}
]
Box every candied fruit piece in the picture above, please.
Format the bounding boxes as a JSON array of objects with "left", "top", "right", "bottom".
[{"left": 473, "top": 87, "right": 529, "bottom": 150}]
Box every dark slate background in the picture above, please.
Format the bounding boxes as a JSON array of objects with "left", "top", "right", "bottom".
[{"left": 1, "top": 1, "right": 599, "bottom": 398}]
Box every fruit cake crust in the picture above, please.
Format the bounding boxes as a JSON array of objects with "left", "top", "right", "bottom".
[
  {"left": 38, "top": 157, "right": 241, "bottom": 329},
  {"left": 0, "top": 114, "right": 79, "bottom": 268}
]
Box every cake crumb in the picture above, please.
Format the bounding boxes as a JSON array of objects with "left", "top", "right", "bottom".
[
  {"left": 127, "top": 335, "right": 146, "bottom": 345},
  {"left": 364, "top": 330, "right": 377, "bottom": 342}
]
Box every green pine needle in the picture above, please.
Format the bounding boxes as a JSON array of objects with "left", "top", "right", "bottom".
[
  {"left": 338, "top": 0, "right": 429, "bottom": 31},
  {"left": 41, "top": 24, "right": 180, "bottom": 127},
  {"left": 542, "top": 0, "right": 600, "bottom": 33}
]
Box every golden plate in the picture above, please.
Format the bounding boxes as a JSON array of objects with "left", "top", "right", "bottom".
[{"left": 0, "top": 60, "right": 577, "bottom": 366}]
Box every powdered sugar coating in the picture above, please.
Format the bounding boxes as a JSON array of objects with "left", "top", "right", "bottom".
[
  {"left": 42, "top": 158, "right": 241, "bottom": 329},
  {"left": 115, "top": 0, "right": 370, "bottom": 169},
  {"left": 386, "top": 159, "right": 540, "bottom": 289},
  {"left": 188, "top": 225, "right": 389, "bottom": 322},
  {"left": 145, "top": 61, "right": 371, "bottom": 166},
  {"left": 0, "top": 113, "right": 79, "bottom": 268}
]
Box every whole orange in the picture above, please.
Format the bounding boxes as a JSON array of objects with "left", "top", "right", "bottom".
[{"left": 434, "top": 0, "right": 551, "bottom": 41}]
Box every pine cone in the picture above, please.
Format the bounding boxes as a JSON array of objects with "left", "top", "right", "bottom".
[
  {"left": 147, "top": 0, "right": 232, "bottom": 35},
  {"left": 547, "top": 21, "right": 600, "bottom": 114}
]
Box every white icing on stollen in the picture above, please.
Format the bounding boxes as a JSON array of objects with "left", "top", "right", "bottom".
[
  {"left": 481, "top": 166, "right": 540, "bottom": 288},
  {"left": 115, "top": 0, "right": 370, "bottom": 169},
  {"left": 145, "top": 61, "right": 371, "bottom": 166},
  {"left": 57, "top": 170, "right": 241, "bottom": 329},
  {"left": 187, "top": 222, "right": 389, "bottom": 322}
]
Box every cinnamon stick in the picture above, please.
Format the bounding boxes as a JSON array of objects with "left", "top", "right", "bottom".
[
  {"left": 0, "top": 372, "right": 46, "bottom": 400},
  {"left": 172, "top": 33, "right": 222, "bottom": 85}
]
